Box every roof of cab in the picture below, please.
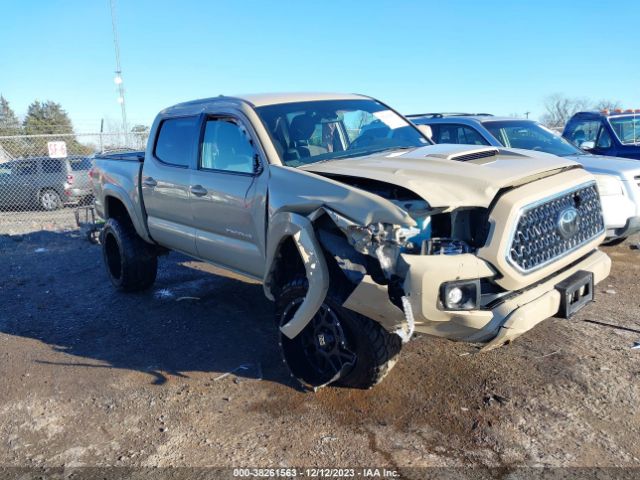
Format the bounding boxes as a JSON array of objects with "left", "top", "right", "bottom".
[
  {"left": 573, "top": 110, "right": 640, "bottom": 118},
  {"left": 410, "top": 114, "right": 518, "bottom": 125},
  {"left": 167, "top": 92, "right": 370, "bottom": 112}
]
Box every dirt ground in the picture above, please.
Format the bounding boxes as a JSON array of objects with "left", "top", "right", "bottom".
[{"left": 1, "top": 219, "right": 639, "bottom": 477}]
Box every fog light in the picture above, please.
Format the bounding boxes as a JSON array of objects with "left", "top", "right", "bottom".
[
  {"left": 441, "top": 280, "right": 480, "bottom": 310},
  {"left": 447, "top": 287, "right": 464, "bottom": 305}
]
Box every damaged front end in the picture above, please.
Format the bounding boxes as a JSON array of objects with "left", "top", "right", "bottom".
[
  {"left": 288, "top": 195, "right": 493, "bottom": 347},
  {"left": 314, "top": 208, "right": 419, "bottom": 343}
]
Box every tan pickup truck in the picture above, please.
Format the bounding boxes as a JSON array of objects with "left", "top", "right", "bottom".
[{"left": 90, "top": 93, "right": 611, "bottom": 389}]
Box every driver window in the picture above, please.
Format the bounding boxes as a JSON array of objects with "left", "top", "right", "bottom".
[
  {"left": 596, "top": 127, "right": 612, "bottom": 149},
  {"left": 567, "top": 120, "right": 600, "bottom": 147},
  {"left": 200, "top": 119, "right": 256, "bottom": 174}
]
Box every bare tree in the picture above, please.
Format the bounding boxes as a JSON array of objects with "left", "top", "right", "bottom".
[
  {"left": 540, "top": 94, "right": 590, "bottom": 128},
  {"left": 593, "top": 99, "right": 622, "bottom": 111}
]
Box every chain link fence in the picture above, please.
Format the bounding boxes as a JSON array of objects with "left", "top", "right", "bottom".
[{"left": 0, "top": 132, "right": 148, "bottom": 235}]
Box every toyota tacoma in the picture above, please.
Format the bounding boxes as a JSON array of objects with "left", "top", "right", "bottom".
[{"left": 89, "top": 93, "right": 611, "bottom": 389}]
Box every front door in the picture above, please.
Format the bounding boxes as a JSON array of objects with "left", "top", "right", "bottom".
[{"left": 189, "top": 116, "right": 268, "bottom": 278}]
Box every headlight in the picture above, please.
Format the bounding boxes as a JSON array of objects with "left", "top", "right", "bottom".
[
  {"left": 440, "top": 280, "right": 480, "bottom": 310},
  {"left": 594, "top": 175, "right": 624, "bottom": 196}
]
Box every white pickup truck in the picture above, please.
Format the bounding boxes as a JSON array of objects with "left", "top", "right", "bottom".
[{"left": 90, "top": 93, "right": 611, "bottom": 389}]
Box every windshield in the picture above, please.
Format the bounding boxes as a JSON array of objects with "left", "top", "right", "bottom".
[
  {"left": 609, "top": 116, "right": 640, "bottom": 145},
  {"left": 255, "top": 99, "right": 429, "bottom": 166},
  {"left": 484, "top": 120, "right": 581, "bottom": 156}
]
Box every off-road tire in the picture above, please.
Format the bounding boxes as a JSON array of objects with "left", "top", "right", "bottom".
[
  {"left": 276, "top": 277, "right": 402, "bottom": 389},
  {"left": 39, "top": 189, "right": 62, "bottom": 211},
  {"left": 101, "top": 217, "right": 158, "bottom": 292}
]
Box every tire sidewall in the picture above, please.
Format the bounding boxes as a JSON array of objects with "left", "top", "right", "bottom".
[
  {"left": 276, "top": 280, "right": 398, "bottom": 389},
  {"left": 101, "top": 218, "right": 126, "bottom": 289},
  {"left": 40, "top": 189, "right": 61, "bottom": 211}
]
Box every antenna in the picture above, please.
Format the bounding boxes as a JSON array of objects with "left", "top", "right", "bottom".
[{"left": 110, "top": 0, "right": 128, "bottom": 138}]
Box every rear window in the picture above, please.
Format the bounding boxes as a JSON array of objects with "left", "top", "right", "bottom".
[
  {"left": 42, "top": 158, "right": 64, "bottom": 173},
  {"left": 69, "top": 157, "right": 93, "bottom": 171},
  {"left": 154, "top": 116, "right": 199, "bottom": 167},
  {"left": 15, "top": 160, "right": 38, "bottom": 175}
]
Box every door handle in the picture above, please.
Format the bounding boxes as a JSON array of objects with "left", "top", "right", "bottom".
[
  {"left": 142, "top": 177, "right": 157, "bottom": 188},
  {"left": 190, "top": 185, "right": 208, "bottom": 197}
]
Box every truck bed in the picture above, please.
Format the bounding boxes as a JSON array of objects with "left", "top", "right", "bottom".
[
  {"left": 91, "top": 150, "right": 150, "bottom": 241},
  {"left": 95, "top": 151, "right": 145, "bottom": 162}
]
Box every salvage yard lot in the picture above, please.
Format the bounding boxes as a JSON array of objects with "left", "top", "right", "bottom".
[{"left": 1, "top": 228, "right": 639, "bottom": 472}]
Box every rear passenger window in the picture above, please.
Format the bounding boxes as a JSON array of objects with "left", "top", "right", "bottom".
[
  {"left": 69, "top": 157, "right": 92, "bottom": 171},
  {"left": 154, "top": 116, "right": 198, "bottom": 167},
  {"left": 433, "top": 124, "right": 489, "bottom": 145},
  {"left": 42, "top": 158, "right": 64, "bottom": 173},
  {"left": 14, "top": 161, "right": 37, "bottom": 175}
]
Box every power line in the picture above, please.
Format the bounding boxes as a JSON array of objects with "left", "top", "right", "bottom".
[{"left": 110, "top": 0, "right": 128, "bottom": 135}]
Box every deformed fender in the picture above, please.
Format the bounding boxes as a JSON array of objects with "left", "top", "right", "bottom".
[{"left": 263, "top": 211, "right": 330, "bottom": 339}]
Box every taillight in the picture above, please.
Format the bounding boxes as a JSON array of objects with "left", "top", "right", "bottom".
[
  {"left": 88, "top": 167, "right": 95, "bottom": 179},
  {"left": 67, "top": 174, "right": 75, "bottom": 185}
]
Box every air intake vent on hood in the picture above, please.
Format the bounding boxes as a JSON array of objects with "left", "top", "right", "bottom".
[{"left": 448, "top": 148, "right": 500, "bottom": 162}]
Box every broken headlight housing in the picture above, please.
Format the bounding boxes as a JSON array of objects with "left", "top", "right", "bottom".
[{"left": 342, "top": 222, "right": 419, "bottom": 278}]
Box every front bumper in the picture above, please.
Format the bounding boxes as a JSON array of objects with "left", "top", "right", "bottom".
[
  {"left": 608, "top": 215, "right": 640, "bottom": 239},
  {"left": 404, "top": 249, "right": 610, "bottom": 345},
  {"left": 344, "top": 249, "right": 611, "bottom": 348},
  {"left": 601, "top": 192, "right": 639, "bottom": 237}
]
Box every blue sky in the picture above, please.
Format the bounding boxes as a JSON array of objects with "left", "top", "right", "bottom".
[{"left": 2, "top": 0, "right": 639, "bottom": 132}]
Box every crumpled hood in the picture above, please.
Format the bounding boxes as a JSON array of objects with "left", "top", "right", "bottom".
[{"left": 301, "top": 144, "right": 580, "bottom": 209}]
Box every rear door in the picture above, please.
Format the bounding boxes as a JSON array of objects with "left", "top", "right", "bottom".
[
  {"left": 189, "top": 114, "right": 268, "bottom": 277},
  {"left": 141, "top": 116, "right": 199, "bottom": 255}
]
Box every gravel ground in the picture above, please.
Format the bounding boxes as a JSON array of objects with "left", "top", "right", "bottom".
[
  {"left": 1, "top": 223, "right": 639, "bottom": 477},
  {"left": 0, "top": 208, "right": 79, "bottom": 235}
]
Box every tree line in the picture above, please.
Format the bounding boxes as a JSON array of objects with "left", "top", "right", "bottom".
[
  {"left": 0, "top": 96, "right": 152, "bottom": 158},
  {"left": 0, "top": 95, "right": 94, "bottom": 158},
  {"left": 540, "top": 94, "right": 623, "bottom": 128}
]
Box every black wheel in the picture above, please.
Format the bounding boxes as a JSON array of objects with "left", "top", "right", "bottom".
[
  {"left": 276, "top": 277, "right": 402, "bottom": 389},
  {"left": 100, "top": 217, "right": 158, "bottom": 292},
  {"left": 39, "top": 189, "right": 61, "bottom": 211},
  {"left": 602, "top": 236, "right": 627, "bottom": 247}
]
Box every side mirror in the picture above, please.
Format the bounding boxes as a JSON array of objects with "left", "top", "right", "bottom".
[
  {"left": 580, "top": 141, "right": 595, "bottom": 151},
  {"left": 417, "top": 124, "right": 433, "bottom": 140}
]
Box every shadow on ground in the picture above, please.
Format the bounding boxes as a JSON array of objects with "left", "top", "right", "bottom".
[{"left": 0, "top": 230, "right": 295, "bottom": 388}]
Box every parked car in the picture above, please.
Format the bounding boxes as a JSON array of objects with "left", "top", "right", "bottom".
[
  {"left": 563, "top": 110, "right": 640, "bottom": 160},
  {"left": 408, "top": 114, "right": 640, "bottom": 244},
  {"left": 90, "top": 93, "right": 610, "bottom": 389},
  {"left": 0, "top": 155, "right": 93, "bottom": 211}
]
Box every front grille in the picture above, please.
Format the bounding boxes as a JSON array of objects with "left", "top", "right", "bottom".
[{"left": 508, "top": 183, "right": 604, "bottom": 273}]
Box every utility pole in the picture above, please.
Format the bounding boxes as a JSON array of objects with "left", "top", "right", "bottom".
[
  {"left": 110, "top": 0, "right": 128, "bottom": 140},
  {"left": 525, "top": 111, "right": 531, "bottom": 119}
]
